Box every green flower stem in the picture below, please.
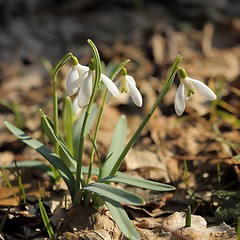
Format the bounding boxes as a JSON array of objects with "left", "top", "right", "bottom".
[
  {"left": 52, "top": 53, "right": 73, "bottom": 155},
  {"left": 75, "top": 40, "right": 101, "bottom": 194},
  {"left": 87, "top": 89, "right": 108, "bottom": 184},
  {"left": 109, "top": 55, "right": 182, "bottom": 176},
  {"left": 87, "top": 59, "right": 131, "bottom": 183}
]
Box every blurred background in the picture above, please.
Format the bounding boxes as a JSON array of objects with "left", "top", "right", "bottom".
[{"left": 0, "top": 1, "right": 240, "bottom": 237}]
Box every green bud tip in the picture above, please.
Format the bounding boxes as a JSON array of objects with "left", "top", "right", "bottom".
[
  {"left": 178, "top": 67, "right": 188, "bottom": 79},
  {"left": 72, "top": 56, "right": 79, "bottom": 66},
  {"left": 121, "top": 67, "right": 127, "bottom": 76},
  {"left": 89, "top": 58, "right": 95, "bottom": 70}
]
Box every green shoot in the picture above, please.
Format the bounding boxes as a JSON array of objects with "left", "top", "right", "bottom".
[
  {"left": 185, "top": 205, "right": 191, "bottom": 227},
  {"left": 38, "top": 182, "right": 45, "bottom": 199},
  {"left": 14, "top": 162, "right": 26, "bottom": 205},
  {"left": 0, "top": 169, "right": 18, "bottom": 203},
  {"left": 0, "top": 99, "right": 24, "bottom": 129},
  {"left": 39, "top": 199, "right": 56, "bottom": 240}
]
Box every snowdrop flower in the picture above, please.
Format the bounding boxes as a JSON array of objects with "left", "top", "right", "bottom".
[
  {"left": 66, "top": 57, "right": 119, "bottom": 108},
  {"left": 65, "top": 56, "right": 89, "bottom": 96},
  {"left": 109, "top": 68, "right": 142, "bottom": 107},
  {"left": 174, "top": 67, "right": 217, "bottom": 116}
]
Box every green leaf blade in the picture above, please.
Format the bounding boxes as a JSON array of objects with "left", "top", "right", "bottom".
[
  {"left": 83, "top": 182, "right": 145, "bottom": 206},
  {"left": 101, "top": 115, "right": 127, "bottom": 179},
  {"left": 40, "top": 110, "right": 76, "bottom": 169},
  {"left": 103, "top": 197, "right": 140, "bottom": 240},
  {"left": 39, "top": 200, "right": 56, "bottom": 240},
  {"left": 4, "top": 121, "right": 76, "bottom": 200},
  {"left": 100, "top": 174, "right": 175, "bottom": 191},
  {"left": 73, "top": 103, "right": 98, "bottom": 158}
]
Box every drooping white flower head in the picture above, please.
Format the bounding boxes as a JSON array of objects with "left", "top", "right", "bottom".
[
  {"left": 174, "top": 67, "right": 217, "bottom": 116},
  {"left": 66, "top": 56, "right": 119, "bottom": 108},
  {"left": 65, "top": 56, "right": 89, "bottom": 96},
  {"left": 109, "top": 68, "right": 142, "bottom": 107}
]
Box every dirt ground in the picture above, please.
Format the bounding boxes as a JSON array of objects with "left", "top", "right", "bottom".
[{"left": 0, "top": 0, "right": 240, "bottom": 239}]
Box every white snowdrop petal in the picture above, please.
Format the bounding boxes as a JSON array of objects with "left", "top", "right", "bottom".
[
  {"left": 78, "top": 74, "right": 92, "bottom": 108},
  {"left": 72, "top": 96, "right": 81, "bottom": 116},
  {"left": 106, "top": 80, "right": 120, "bottom": 103},
  {"left": 76, "top": 64, "right": 89, "bottom": 78},
  {"left": 101, "top": 74, "right": 120, "bottom": 97},
  {"left": 126, "top": 75, "right": 136, "bottom": 86},
  {"left": 127, "top": 79, "right": 143, "bottom": 107},
  {"left": 66, "top": 67, "right": 79, "bottom": 96},
  {"left": 174, "top": 83, "right": 186, "bottom": 116},
  {"left": 189, "top": 78, "right": 217, "bottom": 101}
]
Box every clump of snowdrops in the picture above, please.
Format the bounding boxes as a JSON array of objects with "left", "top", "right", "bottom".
[{"left": 4, "top": 39, "right": 216, "bottom": 239}]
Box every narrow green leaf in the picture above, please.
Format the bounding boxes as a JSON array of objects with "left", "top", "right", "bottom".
[
  {"left": 39, "top": 199, "right": 56, "bottom": 240},
  {"left": 101, "top": 115, "right": 127, "bottom": 179},
  {"left": 99, "top": 175, "right": 175, "bottom": 191},
  {"left": 15, "top": 161, "right": 27, "bottom": 204},
  {"left": 63, "top": 96, "right": 74, "bottom": 154},
  {"left": 102, "top": 197, "right": 140, "bottom": 240},
  {"left": 5, "top": 160, "right": 77, "bottom": 179},
  {"left": 83, "top": 182, "right": 145, "bottom": 206},
  {"left": 4, "top": 160, "right": 54, "bottom": 178},
  {"left": 73, "top": 103, "right": 98, "bottom": 157},
  {"left": 4, "top": 121, "right": 76, "bottom": 200},
  {"left": 40, "top": 110, "right": 77, "bottom": 169},
  {"left": 0, "top": 99, "right": 24, "bottom": 129}
]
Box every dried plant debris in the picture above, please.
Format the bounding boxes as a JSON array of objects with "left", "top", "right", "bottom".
[{"left": 136, "top": 212, "right": 237, "bottom": 240}]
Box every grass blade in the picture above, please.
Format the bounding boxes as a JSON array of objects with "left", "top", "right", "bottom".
[{"left": 39, "top": 199, "right": 56, "bottom": 240}]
